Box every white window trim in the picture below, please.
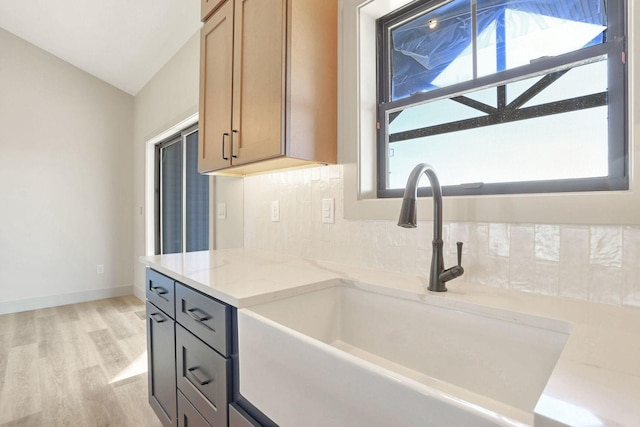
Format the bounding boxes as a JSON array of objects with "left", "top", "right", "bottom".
[{"left": 339, "top": 0, "right": 640, "bottom": 225}]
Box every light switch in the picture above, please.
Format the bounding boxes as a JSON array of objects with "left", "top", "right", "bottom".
[
  {"left": 217, "top": 202, "right": 227, "bottom": 220},
  {"left": 322, "top": 198, "right": 334, "bottom": 224}
]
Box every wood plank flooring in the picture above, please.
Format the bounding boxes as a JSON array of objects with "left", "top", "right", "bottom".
[{"left": 0, "top": 296, "right": 162, "bottom": 427}]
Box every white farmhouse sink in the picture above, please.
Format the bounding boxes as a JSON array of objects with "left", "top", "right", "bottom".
[{"left": 238, "top": 285, "right": 570, "bottom": 427}]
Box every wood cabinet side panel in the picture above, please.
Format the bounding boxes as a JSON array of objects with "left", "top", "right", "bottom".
[{"left": 287, "top": 0, "right": 338, "bottom": 163}]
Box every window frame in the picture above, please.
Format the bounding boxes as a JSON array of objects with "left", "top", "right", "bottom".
[{"left": 376, "top": 0, "right": 629, "bottom": 198}]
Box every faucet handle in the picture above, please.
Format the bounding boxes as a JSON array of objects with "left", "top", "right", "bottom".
[{"left": 439, "top": 242, "right": 465, "bottom": 284}]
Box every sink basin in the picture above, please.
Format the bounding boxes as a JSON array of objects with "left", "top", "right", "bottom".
[{"left": 238, "top": 285, "right": 570, "bottom": 427}]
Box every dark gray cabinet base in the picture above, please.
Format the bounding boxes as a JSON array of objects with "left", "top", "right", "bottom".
[{"left": 146, "top": 268, "right": 275, "bottom": 427}]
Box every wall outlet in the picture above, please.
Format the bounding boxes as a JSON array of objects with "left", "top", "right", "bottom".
[
  {"left": 322, "top": 198, "right": 335, "bottom": 224},
  {"left": 217, "top": 202, "right": 227, "bottom": 220},
  {"left": 97, "top": 264, "right": 104, "bottom": 274},
  {"left": 271, "top": 200, "right": 280, "bottom": 222}
]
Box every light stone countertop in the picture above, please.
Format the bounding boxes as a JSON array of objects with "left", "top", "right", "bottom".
[{"left": 140, "top": 248, "right": 640, "bottom": 427}]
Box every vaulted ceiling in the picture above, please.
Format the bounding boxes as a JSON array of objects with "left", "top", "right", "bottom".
[{"left": 0, "top": 0, "right": 202, "bottom": 95}]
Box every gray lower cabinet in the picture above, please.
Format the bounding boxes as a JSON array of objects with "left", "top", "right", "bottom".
[
  {"left": 178, "top": 390, "right": 212, "bottom": 427},
  {"left": 147, "top": 268, "right": 272, "bottom": 427},
  {"left": 147, "top": 300, "right": 177, "bottom": 427}
]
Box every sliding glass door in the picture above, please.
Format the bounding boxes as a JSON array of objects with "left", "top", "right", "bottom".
[{"left": 157, "top": 125, "right": 209, "bottom": 254}]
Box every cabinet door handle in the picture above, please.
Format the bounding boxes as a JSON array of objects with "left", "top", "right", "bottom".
[
  {"left": 231, "top": 130, "right": 238, "bottom": 158},
  {"left": 150, "top": 312, "right": 166, "bottom": 323},
  {"left": 222, "top": 132, "right": 230, "bottom": 160},
  {"left": 150, "top": 286, "right": 169, "bottom": 302},
  {"left": 186, "top": 308, "right": 215, "bottom": 331},
  {"left": 187, "top": 366, "right": 212, "bottom": 386}
]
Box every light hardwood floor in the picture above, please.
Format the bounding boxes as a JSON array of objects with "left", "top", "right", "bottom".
[{"left": 0, "top": 296, "right": 162, "bottom": 427}]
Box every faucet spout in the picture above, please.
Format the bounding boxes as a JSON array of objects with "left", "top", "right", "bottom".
[{"left": 397, "top": 163, "right": 464, "bottom": 292}]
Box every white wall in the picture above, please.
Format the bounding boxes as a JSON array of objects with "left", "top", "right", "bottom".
[
  {"left": 0, "top": 28, "right": 134, "bottom": 313},
  {"left": 132, "top": 31, "right": 244, "bottom": 299}
]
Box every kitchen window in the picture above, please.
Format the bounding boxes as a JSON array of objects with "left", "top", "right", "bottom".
[
  {"left": 155, "top": 124, "right": 209, "bottom": 255},
  {"left": 377, "top": 0, "right": 628, "bottom": 198}
]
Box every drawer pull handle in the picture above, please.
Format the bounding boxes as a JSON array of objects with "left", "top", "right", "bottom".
[
  {"left": 222, "top": 132, "right": 230, "bottom": 160},
  {"left": 150, "top": 312, "right": 166, "bottom": 323},
  {"left": 231, "top": 130, "right": 238, "bottom": 158},
  {"left": 188, "top": 366, "right": 212, "bottom": 386},
  {"left": 150, "top": 286, "right": 169, "bottom": 302},
  {"left": 186, "top": 308, "right": 215, "bottom": 332}
]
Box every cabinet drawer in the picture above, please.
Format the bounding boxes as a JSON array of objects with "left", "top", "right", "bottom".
[
  {"left": 229, "top": 403, "right": 262, "bottom": 427},
  {"left": 175, "top": 283, "right": 230, "bottom": 357},
  {"left": 146, "top": 269, "right": 175, "bottom": 318},
  {"left": 178, "top": 390, "right": 211, "bottom": 427},
  {"left": 176, "top": 324, "right": 230, "bottom": 427}
]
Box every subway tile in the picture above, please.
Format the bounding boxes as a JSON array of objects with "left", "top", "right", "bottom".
[
  {"left": 449, "top": 222, "right": 470, "bottom": 246},
  {"left": 489, "top": 223, "right": 510, "bottom": 257},
  {"left": 472, "top": 255, "right": 509, "bottom": 289},
  {"left": 535, "top": 225, "right": 560, "bottom": 262},
  {"left": 589, "top": 265, "right": 623, "bottom": 306},
  {"left": 458, "top": 224, "right": 482, "bottom": 280},
  {"left": 509, "top": 225, "right": 535, "bottom": 293},
  {"left": 470, "top": 223, "right": 489, "bottom": 258},
  {"left": 535, "top": 261, "right": 559, "bottom": 296},
  {"left": 590, "top": 226, "right": 623, "bottom": 268},
  {"left": 559, "top": 226, "right": 590, "bottom": 301},
  {"left": 416, "top": 221, "right": 434, "bottom": 251},
  {"left": 623, "top": 227, "right": 640, "bottom": 308},
  {"left": 415, "top": 248, "right": 432, "bottom": 278}
]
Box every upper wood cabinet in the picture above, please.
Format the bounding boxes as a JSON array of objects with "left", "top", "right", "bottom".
[
  {"left": 201, "top": 0, "right": 224, "bottom": 21},
  {"left": 198, "top": 0, "right": 337, "bottom": 175}
]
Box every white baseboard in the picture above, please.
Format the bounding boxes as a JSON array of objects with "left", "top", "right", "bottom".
[
  {"left": 132, "top": 285, "right": 146, "bottom": 302},
  {"left": 0, "top": 285, "right": 133, "bottom": 315}
]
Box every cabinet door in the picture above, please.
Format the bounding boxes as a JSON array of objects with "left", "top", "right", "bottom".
[
  {"left": 176, "top": 324, "right": 231, "bottom": 427},
  {"left": 232, "top": 0, "right": 286, "bottom": 165},
  {"left": 199, "top": 0, "right": 234, "bottom": 173},
  {"left": 201, "top": 0, "right": 224, "bottom": 21},
  {"left": 178, "top": 391, "right": 212, "bottom": 427},
  {"left": 147, "top": 302, "right": 177, "bottom": 427}
]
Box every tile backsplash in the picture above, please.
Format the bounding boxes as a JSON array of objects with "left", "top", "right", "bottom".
[{"left": 243, "top": 165, "right": 640, "bottom": 309}]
